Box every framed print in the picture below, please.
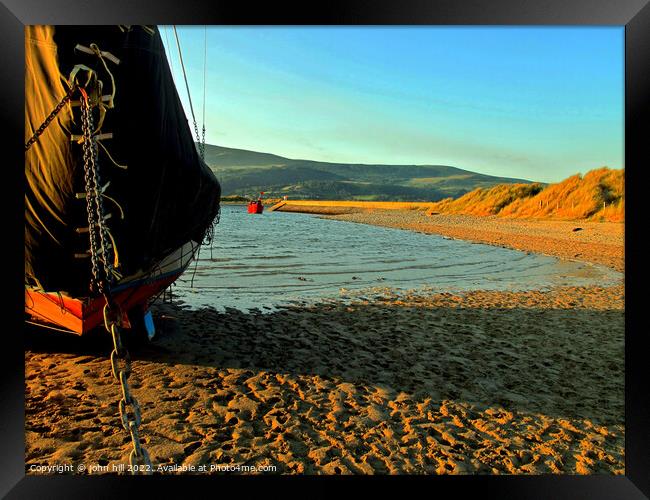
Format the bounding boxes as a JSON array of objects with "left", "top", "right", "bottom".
[{"left": 3, "top": 0, "right": 649, "bottom": 498}]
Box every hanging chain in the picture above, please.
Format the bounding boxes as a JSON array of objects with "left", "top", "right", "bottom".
[
  {"left": 201, "top": 25, "right": 207, "bottom": 161},
  {"left": 172, "top": 25, "right": 205, "bottom": 162},
  {"left": 105, "top": 305, "right": 152, "bottom": 473},
  {"left": 79, "top": 88, "right": 103, "bottom": 293},
  {"left": 25, "top": 84, "right": 77, "bottom": 151},
  {"left": 201, "top": 124, "right": 206, "bottom": 161},
  {"left": 79, "top": 85, "right": 152, "bottom": 475},
  {"left": 193, "top": 120, "right": 204, "bottom": 160}
]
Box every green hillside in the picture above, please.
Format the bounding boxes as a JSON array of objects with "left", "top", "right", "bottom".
[{"left": 203, "top": 144, "right": 534, "bottom": 201}]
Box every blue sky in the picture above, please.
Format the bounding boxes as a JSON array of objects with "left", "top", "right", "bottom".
[{"left": 161, "top": 26, "right": 623, "bottom": 183}]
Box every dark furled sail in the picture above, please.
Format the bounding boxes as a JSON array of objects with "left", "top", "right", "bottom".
[{"left": 25, "top": 25, "right": 221, "bottom": 333}]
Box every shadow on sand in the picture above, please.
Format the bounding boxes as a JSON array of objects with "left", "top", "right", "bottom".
[{"left": 25, "top": 295, "right": 624, "bottom": 428}]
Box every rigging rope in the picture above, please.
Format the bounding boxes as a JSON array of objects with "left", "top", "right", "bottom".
[
  {"left": 154, "top": 26, "right": 216, "bottom": 304},
  {"left": 163, "top": 26, "right": 177, "bottom": 86},
  {"left": 202, "top": 25, "right": 207, "bottom": 152},
  {"left": 172, "top": 25, "right": 204, "bottom": 160}
]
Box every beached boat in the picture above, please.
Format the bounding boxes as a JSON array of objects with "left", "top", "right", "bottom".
[{"left": 25, "top": 25, "right": 221, "bottom": 336}]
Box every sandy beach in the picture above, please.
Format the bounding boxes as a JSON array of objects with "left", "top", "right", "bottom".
[{"left": 24, "top": 212, "right": 625, "bottom": 475}]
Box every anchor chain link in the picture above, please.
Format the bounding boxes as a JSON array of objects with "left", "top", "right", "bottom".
[
  {"left": 105, "top": 306, "right": 152, "bottom": 473},
  {"left": 25, "top": 84, "right": 78, "bottom": 151},
  {"left": 79, "top": 81, "right": 152, "bottom": 475},
  {"left": 79, "top": 88, "right": 103, "bottom": 293}
]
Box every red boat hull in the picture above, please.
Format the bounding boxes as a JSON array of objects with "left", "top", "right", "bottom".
[
  {"left": 248, "top": 201, "right": 264, "bottom": 214},
  {"left": 25, "top": 271, "right": 181, "bottom": 335},
  {"left": 25, "top": 240, "right": 200, "bottom": 335}
]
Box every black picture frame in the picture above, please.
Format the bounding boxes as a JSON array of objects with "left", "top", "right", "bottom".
[{"left": 3, "top": 1, "right": 648, "bottom": 498}]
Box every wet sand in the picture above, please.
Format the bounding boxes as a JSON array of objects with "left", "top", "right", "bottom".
[
  {"left": 323, "top": 211, "right": 624, "bottom": 273},
  {"left": 25, "top": 282, "right": 624, "bottom": 475}
]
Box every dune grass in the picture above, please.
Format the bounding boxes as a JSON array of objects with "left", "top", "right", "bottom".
[
  {"left": 428, "top": 183, "right": 544, "bottom": 216},
  {"left": 427, "top": 168, "right": 623, "bottom": 222}
]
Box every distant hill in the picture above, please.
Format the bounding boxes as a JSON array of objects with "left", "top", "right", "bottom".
[
  {"left": 427, "top": 167, "right": 623, "bottom": 221},
  {"left": 202, "top": 144, "right": 534, "bottom": 201}
]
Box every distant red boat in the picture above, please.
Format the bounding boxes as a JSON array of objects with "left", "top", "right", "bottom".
[{"left": 248, "top": 200, "right": 264, "bottom": 214}]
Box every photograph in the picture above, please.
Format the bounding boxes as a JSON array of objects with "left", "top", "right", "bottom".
[{"left": 22, "top": 22, "right": 630, "bottom": 481}]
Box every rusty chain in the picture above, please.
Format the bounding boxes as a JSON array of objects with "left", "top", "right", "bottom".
[
  {"left": 25, "top": 84, "right": 78, "bottom": 152},
  {"left": 105, "top": 306, "right": 152, "bottom": 473},
  {"left": 78, "top": 77, "right": 153, "bottom": 475},
  {"left": 79, "top": 88, "right": 103, "bottom": 293}
]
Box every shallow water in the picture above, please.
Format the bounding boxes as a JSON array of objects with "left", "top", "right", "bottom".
[{"left": 173, "top": 205, "right": 622, "bottom": 311}]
